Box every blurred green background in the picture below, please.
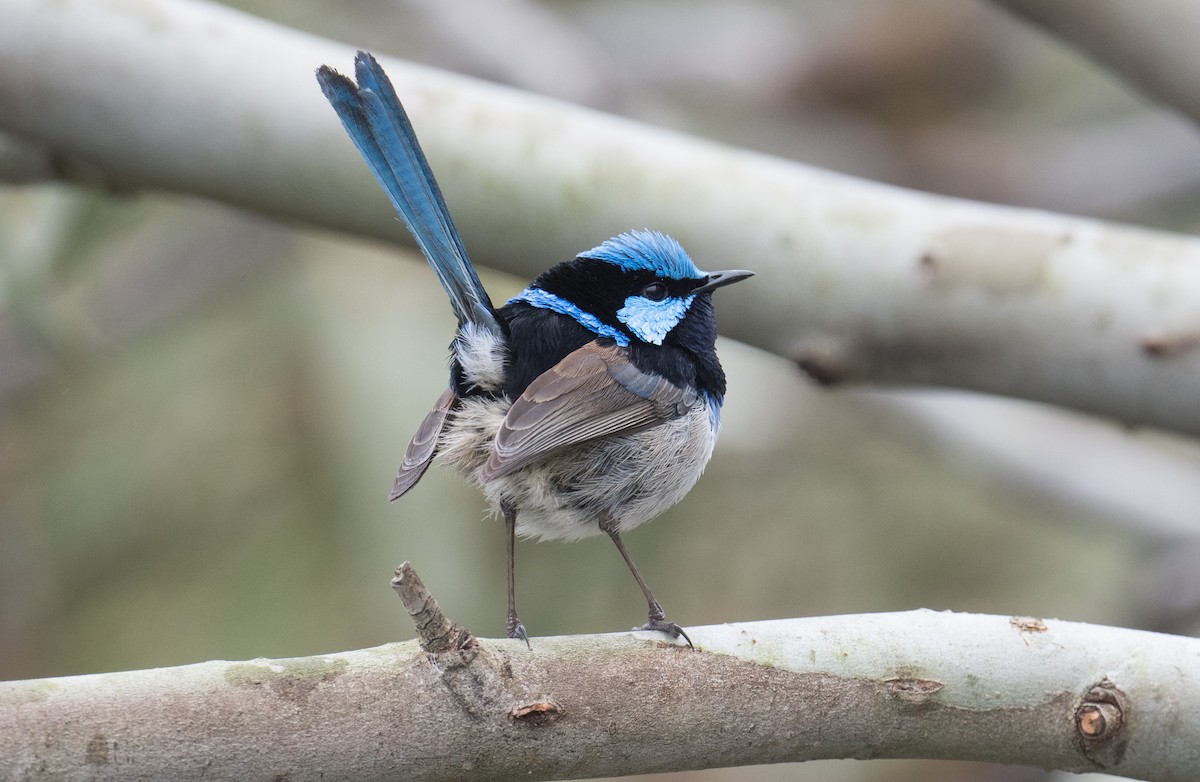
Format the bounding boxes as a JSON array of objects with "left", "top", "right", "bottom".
[{"left": 3, "top": 2, "right": 1200, "bottom": 781}]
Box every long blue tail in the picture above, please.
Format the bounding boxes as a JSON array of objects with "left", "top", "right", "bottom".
[{"left": 317, "top": 52, "right": 501, "bottom": 333}]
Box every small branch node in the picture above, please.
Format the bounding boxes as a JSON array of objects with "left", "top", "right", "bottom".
[
  {"left": 1140, "top": 330, "right": 1200, "bottom": 357},
  {"left": 1077, "top": 702, "right": 1120, "bottom": 739},
  {"left": 511, "top": 701, "right": 564, "bottom": 727},
  {"left": 794, "top": 340, "right": 850, "bottom": 387},
  {"left": 1076, "top": 678, "right": 1129, "bottom": 768},
  {"left": 884, "top": 677, "right": 944, "bottom": 706}
]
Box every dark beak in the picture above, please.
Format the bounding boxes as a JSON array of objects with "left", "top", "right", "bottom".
[{"left": 693, "top": 269, "right": 754, "bottom": 295}]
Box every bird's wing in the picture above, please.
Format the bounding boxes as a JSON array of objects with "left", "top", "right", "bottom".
[
  {"left": 390, "top": 388, "right": 457, "bottom": 501},
  {"left": 480, "top": 342, "right": 700, "bottom": 481}
]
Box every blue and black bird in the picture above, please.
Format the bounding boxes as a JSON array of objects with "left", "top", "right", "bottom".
[{"left": 317, "top": 52, "right": 752, "bottom": 646}]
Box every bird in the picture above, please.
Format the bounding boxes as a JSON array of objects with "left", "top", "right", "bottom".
[{"left": 316, "top": 51, "right": 752, "bottom": 646}]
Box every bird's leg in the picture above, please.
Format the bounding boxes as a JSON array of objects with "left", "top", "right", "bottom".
[
  {"left": 503, "top": 502, "right": 530, "bottom": 648},
  {"left": 599, "top": 512, "right": 693, "bottom": 648}
]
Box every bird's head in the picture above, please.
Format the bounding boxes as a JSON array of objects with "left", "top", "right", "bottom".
[{"left": 514, "top": 230, "right": 753, "bottom": 349}]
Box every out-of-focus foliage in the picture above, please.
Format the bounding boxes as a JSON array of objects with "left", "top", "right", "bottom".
[{"left": 2, "top": 2, "right": 1198, "bottom": 781}]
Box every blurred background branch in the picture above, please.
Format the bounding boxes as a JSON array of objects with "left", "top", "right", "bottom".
[
  {"left": 2, "top": 2, "right": 1200, "bottom": 781},
  {"left": 994, "top": 0, "right": 1200, "bottom": 129},
  {"left": 1, "top": 0, "right": 1198, "bottom": 435}
]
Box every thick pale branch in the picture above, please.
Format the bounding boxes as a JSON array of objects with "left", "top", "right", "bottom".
[
  {"left": 1, "top": 0, "right": 1198, "bottom": 434},
  {"left": 1, "top": 610, "right": 1197, "bottom": 781},
  {"left": 994, "top": 0, "right": 1200, "bottom": 128}
]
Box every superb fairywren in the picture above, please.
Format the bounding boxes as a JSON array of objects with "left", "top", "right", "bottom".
[{"left": 317, "top": 52, "right": 752, "bottom": 646}]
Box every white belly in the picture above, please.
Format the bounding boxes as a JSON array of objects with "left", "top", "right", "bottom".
[{"left": 437, "top": 397, "right": 717, "bottom": 541}]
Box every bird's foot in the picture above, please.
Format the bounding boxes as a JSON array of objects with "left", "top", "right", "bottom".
[
  {"left": 508, "top": 619, "right": 531, "bottom": 649},
  {"left": 635, "top": 617, "right": 694, "bottom": 649}
]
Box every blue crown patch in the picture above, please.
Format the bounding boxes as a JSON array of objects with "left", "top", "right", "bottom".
[{"left": 581, "top": 230, "right": 703, "bottom": 280}]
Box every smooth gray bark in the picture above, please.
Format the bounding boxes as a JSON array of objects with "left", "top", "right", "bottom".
[{"left": 3, "top": 610, "right": 1198, "bottom": 781}]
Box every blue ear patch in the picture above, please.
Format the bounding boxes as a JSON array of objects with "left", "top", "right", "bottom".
[
  {"left": 617, "top": 294, "right": 695, "bottom": 345},
  {"left": 582, "top": 230, "right": 703, "bottom": 281},
  {"left": 509, "top": 287, "right": 631, "bottom": 346}
]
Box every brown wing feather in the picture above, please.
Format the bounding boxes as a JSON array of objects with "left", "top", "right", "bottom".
[
  {"left": 479, "top": 342, "right": 699, "bottom": 482},
  {"left": 390, "top": 388, "right": 457, "bottom": 501}
]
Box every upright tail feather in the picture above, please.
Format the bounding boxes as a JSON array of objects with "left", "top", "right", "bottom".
[{"left": 317, "top": 52, "right": 501, "bottom": 333}]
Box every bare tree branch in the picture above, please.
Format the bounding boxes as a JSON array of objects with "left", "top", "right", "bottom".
[
  {"left": 993, "top": 0, "right": 1200, "bottom": 128},
  {"left": 1, "top": 0, "right": 1198, "bottom": 435},
  {"left": 2, "top": 602, "right": 1198, "bottom": 781}
]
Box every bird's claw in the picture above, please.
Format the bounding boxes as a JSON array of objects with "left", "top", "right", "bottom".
[
  {"left": 508, "top": 621, "right": 531, "bottom": 649},
  {"left": 635, "top": 617, "right": 694, "bottom": 649}
]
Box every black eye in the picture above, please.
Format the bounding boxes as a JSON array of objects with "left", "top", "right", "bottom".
[{"left": 641, "top": 282, "right": 668, "bottom": 301}]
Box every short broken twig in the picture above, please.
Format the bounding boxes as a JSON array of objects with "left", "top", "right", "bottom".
[{"left": 391, "top": 561, "right": 476, "bottom": 657}]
